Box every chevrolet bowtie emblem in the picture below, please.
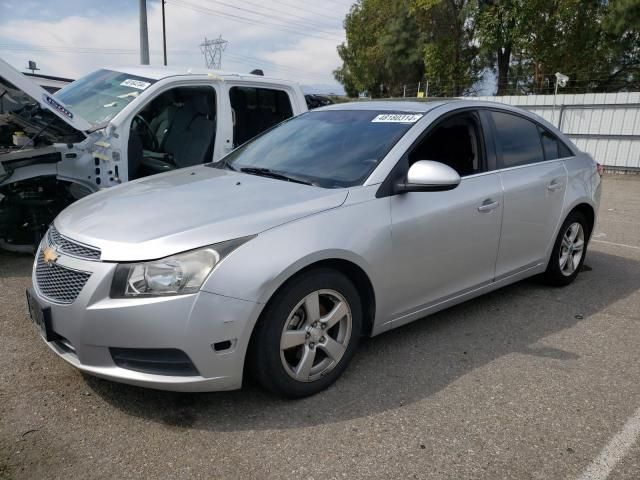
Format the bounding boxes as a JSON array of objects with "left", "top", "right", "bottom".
[{"left": 43, "top": 246, "right": 59, "bottom": 265}]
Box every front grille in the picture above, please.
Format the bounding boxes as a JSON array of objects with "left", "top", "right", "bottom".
[
  {"left": 35, "top": 249, "right": 91, "bottom": 304},
  {"left": 48, "top": 226, "right": 101, "bottom": 261}
]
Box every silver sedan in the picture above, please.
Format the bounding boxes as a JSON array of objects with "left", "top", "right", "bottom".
[{"left": 27, "top": 100, "right": 601, "bottom": 397}]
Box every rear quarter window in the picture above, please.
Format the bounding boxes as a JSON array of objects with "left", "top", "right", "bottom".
[
  {"left": 540, "top": 128, "right": 574, "bottom": 160},
  {"left": 540, "top": 128, "right": 560, "bottom": 160}
]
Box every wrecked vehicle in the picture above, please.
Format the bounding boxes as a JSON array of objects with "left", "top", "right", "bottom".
[{"left": 0, "top": 58, "right": 307, "bottom": 249}]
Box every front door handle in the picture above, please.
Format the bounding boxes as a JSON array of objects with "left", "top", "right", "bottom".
[
  {"left": 547, "top": 180, "right": 564, "bottom": 192},
  {"left": 478, "top": 200, "right": 499, "bottom": 212}
]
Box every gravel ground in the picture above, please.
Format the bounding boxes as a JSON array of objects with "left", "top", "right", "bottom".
[{"left": 1, "top": 174, "right": 639, "bottom": 479}]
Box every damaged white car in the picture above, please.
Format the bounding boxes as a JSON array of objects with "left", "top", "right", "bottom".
[{"left": 0, "top": 58, "right": 307, "bottom": 249}]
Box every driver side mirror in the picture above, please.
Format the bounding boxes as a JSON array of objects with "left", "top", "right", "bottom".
[{"left": 395, "top": 160, "right": 461, "bottom": 193}]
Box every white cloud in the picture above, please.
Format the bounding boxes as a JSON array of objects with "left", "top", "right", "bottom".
[{"left": 0, "top": 0, "right": 348, "bottom": 91}]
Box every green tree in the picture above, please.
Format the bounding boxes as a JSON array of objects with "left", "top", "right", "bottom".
[
  {"left": 334, "top": 0, "right": 424, "bottom": 97},
  {"left": 412, "top": 0, "right": 481, "bottom": 96},
  {"left": 334, "top": 0, "right": 639, "bottom": 97},
  {"left": 521, "top": 0, "right": 639, "bottom": 93},
  {"left": 476, "top": 0, "right": 528, "bottom": 94},
  {"left": 606, "top": 0, "right": 640, "bottom": 35}
]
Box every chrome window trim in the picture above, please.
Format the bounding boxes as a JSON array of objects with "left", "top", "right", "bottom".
[
  {"left": 496, "top": 157, "right": 570, "bottom": 174},
  {"left": 458, "top": 170, "right": 497, "bottom": 180}
]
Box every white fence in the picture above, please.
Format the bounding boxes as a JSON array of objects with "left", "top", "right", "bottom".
[{"left": 474, "top": 92, "right": 640, "bottom": 171}]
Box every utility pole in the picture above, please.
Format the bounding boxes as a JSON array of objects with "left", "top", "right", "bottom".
[
  {"left": 161, "top": 0, "right": 167, "bottom": 65},
  {"left": 200, "top": 36, "right": 228, "bottom": 70},
  {"left": 139, "top": 0, "right": 150, "bottom": 65}
]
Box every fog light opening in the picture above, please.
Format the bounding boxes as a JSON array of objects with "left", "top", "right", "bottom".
[{"left": 212, "top": 339, "right": 236, "bottom": 353}]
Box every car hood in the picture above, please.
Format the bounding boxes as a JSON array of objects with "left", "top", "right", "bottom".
[
  {"left": 55, "top": 166, "right": 348, "bottom": 261},
  {"left": 0, "top": 56, "right": 91, "bottom": 132}
]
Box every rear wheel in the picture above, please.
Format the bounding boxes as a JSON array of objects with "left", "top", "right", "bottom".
[
  {"left": 249, "top": 269, "right": 362, "bottom": 398},
  {"left": 543, "top": 211, "right": 590, "bottom": 286}
]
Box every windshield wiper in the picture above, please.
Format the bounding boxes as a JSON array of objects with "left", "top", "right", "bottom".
[{"left": 239, "top": 167, "right": 315, "bottom": 186}]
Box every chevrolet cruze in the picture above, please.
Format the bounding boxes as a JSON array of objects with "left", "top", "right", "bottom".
[{"left": 26, "top": 101, "right": 601, "bottom": 398}]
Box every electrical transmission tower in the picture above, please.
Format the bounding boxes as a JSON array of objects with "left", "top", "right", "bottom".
[{"left": 199, "top": 36, "right": 228, "bottom": 70}]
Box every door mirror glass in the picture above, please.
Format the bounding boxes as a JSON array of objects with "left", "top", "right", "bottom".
[{"left": 397, "top": 160, "right": 461, "bottom": 193}]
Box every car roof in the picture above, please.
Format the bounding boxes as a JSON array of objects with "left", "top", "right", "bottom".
[
  {"left": 317, "top": 100, "right": 453, "bottom": 113},
  {"left": 316, "top": 99, "right": 555, "bottom": 120},
  {"left": 105, "top": 65, "right": 301, "bottom": 86}
]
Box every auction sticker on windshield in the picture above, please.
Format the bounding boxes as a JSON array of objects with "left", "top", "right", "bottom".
[
  {"left": 372, "top": 114, "right": 423, "bottom": 123},
  {"left": 120, "top": 79, "right": 151, "bottom": 90}
]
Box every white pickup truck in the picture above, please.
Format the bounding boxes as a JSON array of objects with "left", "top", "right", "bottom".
[{"left": 0, "top": 58, "right": 307, "bottom": 249}]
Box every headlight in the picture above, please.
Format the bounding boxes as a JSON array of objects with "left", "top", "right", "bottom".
[{"left": 110, "top": 237, "right": 253, "bottom": 298}]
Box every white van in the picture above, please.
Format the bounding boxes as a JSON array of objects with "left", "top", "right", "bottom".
[{"left": 0, "top": 58, "right": 307, "bottom": 249}]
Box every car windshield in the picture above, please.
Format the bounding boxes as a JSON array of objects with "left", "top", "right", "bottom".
[
  {"left": 220, "top": 110, "right": 420, "bottom": 188},
  {"left": 54, "top": 69, "right": 156, "bottom": 127}
]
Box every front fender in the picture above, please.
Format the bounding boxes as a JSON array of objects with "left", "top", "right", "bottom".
[{"left": 200, "top": 193, "right": 393, "bottom": 327}]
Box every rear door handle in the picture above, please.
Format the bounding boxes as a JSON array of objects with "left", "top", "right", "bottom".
[
  {"left": 547, "top": 180, "right": 564, "bottom": 192},
  {"left": 478, "top": 200, "right": 499, "bottom": 212}
]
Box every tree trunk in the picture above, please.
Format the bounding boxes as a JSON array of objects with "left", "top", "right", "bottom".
[{"left": 496, "top": 45, "right": 512, "bottom": 95}]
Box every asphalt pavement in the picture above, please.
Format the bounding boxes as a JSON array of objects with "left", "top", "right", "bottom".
[{"left": 1, "top": 174, "right": 639, "bottom": 479}]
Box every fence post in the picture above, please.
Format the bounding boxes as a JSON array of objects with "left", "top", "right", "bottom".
[{"left": 403, "top": 85, "right": 406, "bottom": 98}]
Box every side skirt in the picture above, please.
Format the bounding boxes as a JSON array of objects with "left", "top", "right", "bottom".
[{"left": 373, "top": 262, "right": 546, "bottom": 335}]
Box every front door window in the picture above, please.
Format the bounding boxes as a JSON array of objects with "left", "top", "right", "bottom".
[{"left": 128, "top": 86, "right": 217, "bottom": 179}]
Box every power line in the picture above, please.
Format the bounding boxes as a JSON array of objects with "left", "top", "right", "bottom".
[
  {"left": 0, "top": 43, "right": 329, "bottom": 83},
  {"left": 270, "top": 0, "right": 344, "bottom": 22},
  {"left": 322, "top": 0, "right": 355, "bottom": 6},
  {"left": 273, "top": 0, "right": 350, "bottom": 19},
  {"left": 0, "top": 44, "right": 149, "bottom": 55},
  {"left": 200, "top": 0, "right": 340, "bottom": 33},
  {"left": 224, "top": 52, "right": 322, "bottom": 81},
  {"left": 167, "top": 0, "right": 341, "bottom": 41}
]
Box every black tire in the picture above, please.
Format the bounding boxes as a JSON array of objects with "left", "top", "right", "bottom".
[
  {"left": 543, "top": 211, "right": 590, "bottom": 286},
  {"left": 249, "top": 268, "right": 362, "bottom": 398}
]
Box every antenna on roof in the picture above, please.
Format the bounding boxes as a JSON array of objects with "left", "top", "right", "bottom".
[
  {"left": 250, "top": 69, "right": 264, "bottom": 76},
  {"left": 199, "top": 35, "right": 228, "bottom": 70}
]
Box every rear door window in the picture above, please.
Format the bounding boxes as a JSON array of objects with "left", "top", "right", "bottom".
[
  {"left": 491, "top": 111, "right": 544, "bottom": 168},
  {"left": 230, "top": 86, "right": 294, "bottom": 147}
]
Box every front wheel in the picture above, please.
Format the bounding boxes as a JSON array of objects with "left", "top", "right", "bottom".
[
  {"left": 249, "top": 269, "right": 362, "bottom": 398},
  {"left": 543, "top": 211, "right": 590, "bottom": 286}
]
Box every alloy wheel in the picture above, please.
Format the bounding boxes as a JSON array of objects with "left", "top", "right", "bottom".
[
  {"left": 559, "top": 222, "right": 585, "bottom": 276},
  {"left": 279, "top": 289, "right": 352, "bottom": 383}
]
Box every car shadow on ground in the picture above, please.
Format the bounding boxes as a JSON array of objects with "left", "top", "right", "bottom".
[
  {"left": 76, "top": 250, "right": 639, "bottom": 431},
  {"left": 0, "top": 251, "right": 33, "bottom": 277}
]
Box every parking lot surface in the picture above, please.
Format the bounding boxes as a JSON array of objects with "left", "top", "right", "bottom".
[{"left": 1, "top": 175, "right": 640, "bottom": 479}]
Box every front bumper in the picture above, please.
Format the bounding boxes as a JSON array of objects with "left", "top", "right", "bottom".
[{"left": 30, "top": 243, "right": 263, "bottom": 392}]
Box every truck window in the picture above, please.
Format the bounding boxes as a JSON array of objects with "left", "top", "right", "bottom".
[
  {"left": 230, "top": 86, "right": 294, "bottom": 147},
  {"left": 128, "top": 86, "right": 217, "bottom": 179}
]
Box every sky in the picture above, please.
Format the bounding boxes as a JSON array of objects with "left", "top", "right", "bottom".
[{"left": 0, "top": 0, "right": 352, "bottom": 94}]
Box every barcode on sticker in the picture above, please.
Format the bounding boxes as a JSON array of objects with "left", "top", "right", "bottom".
[
  {"left": 372, "top": 114, "right": 423, "bottom": 123},
  {"left": 120, "top": 79, "right": 151, "bottom": 90}
]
